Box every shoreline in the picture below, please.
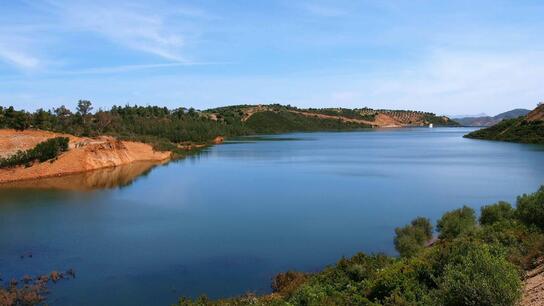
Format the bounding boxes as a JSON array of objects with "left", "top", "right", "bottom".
[{"left": 0, "top": 129, "right": 172, "bottom": 184}]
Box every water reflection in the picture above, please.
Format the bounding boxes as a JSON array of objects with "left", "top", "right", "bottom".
[{"left": 0, "top": 161, "right": 165, "bottom": 191}]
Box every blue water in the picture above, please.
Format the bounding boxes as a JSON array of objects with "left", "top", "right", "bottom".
[{"left": 1, "top": 128, "right": 544, "bottom": 305}]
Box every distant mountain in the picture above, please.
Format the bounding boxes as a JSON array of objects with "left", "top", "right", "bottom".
[
  {"left": 464, "top": 104, "right": 544, "bottom": 144},
  {"left": 450, "top": 113, "right": 487, "bottom": 119},
  {"left": 454, "top": 108, "right": 531, "bottom": 127},
  {"left": 495, "top": 109, "right": 533, "bottom": 120}
]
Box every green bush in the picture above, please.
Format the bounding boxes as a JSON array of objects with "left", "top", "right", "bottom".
[
  {"left": 437, "top": 244, "right": 522, "bottom": 306},
  {"left": 480, "top": 201, "right": 514, "bottom": 225},
  {"left": 394, "top": 217, "right": 433, "bottom": 257},
  {"left": 516, "top": 186, "right": 544, "bottom": 230},
  {"left": 436, "top": 206, "right": 477, "bottom": 240},
  {"left": 368, "top": 258, "right": 435, "bottom": 305},
  {"left": 0, "top": 137, "right": 69, "bottom": 168}
]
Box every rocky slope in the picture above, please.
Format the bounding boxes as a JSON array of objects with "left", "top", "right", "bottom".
[{"left": 0, "top": 129, "right": 171, "bottom": 183}]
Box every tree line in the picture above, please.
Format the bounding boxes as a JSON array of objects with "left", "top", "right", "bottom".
[
  {"left": 0, "top": 101, "right": 248, "bottom": 147},
  {"left": 0, "top": 102, "right": 377, "bottom": 150}
]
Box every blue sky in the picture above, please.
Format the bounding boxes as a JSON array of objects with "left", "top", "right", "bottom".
[{"left": 1, "top": 0, "right": 543, "bottom": 115}]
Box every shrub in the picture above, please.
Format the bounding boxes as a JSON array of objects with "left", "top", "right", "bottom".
[
  {"left": 516, "top": 186, "right": 544, "bottom": 230},
  {"left": 367, "top": 257, "right": 435, "bottom": 305},
  {"left": 0, "top": 137, "right": 69, "bottom": 168},
  {"left": 271, "top": 271, "right": 308, "bottom": 297},
  {"left": 480, "top": 201, "right": 514, "bottom": 225},
  {"left": 394, "top": 217, "right": 433, "bottom": 257},
  {"left": 437, "top": 244, "right": 522, "bottom": 306},
  {"left": 436, "top": 206, "right": 477, "bottom": 240}
]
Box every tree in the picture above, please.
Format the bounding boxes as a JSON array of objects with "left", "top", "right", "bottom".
[
  {"left": 479, "top": 201, "right": 514, "bottom": 225},
  {"left": 54, "top": 105, "right": 72, "bottom": 129},
  {"left": 438, "top": 244, "right": 522, "bottom": 306},
  {"left": 77, "top": 100, "right": 93, "bottom": 125},
  {"left": 95, "top": 110, "right": 113, "bottom": 134},
  {"left": 76, "top": 100, "right": 93, "bottom": 116},
  {"left": 516, "top": 186, "right": 544, "bottom": 230},
  {"left": 54, "top": 105, "right": 72, "bottom": 119},
  {"left": 436, "top": 206, "right": 476, "bottom": 240},
  {"left": 394, "top": 217, "right": 433, "bottom": 257},
  {"left": 10, "top": 110, "right": 30, "bottom": 131}
]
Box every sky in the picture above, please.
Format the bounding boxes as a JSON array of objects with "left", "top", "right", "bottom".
[{"left": 0, "top": 0, "right": 543, "bottom": 116}]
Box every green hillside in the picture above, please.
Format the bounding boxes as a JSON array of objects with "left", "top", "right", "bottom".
[
  {"left": 0, "top": 102, "right": 456, "bottom": 152},
  {"left": 465, "top": 104, "right": 544, "bottom": 144}
]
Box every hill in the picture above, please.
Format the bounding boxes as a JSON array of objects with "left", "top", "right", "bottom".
[
  {"left": 207, "top": 104, "right": 458, "bottom": 132},
  {"left": 0, "top": 103, "right": 458, "bottom": 183},
  {"left": 1, "top": 103, "right": 458, "bottom": 149},
  {"left": 464, "top": 104, "right": 544, "bottom": 144},
  {"left": 455, "top": 108, "right": 531, "bottom": 127}
]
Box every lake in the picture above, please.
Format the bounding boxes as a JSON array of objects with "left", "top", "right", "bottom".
[{"left": 1, "top": 128, "right": 544, "bottom": 305}]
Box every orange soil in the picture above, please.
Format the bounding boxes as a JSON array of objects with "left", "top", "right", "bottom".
[
  {"left": 0, "top": 129, "right": 171, "bottom": 183},
  {"left": 0, "top": 129, "right": 75, "bottom": 158}
]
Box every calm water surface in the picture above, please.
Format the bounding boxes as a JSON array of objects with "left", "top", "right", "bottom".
[{"left": 1, "top": 128, "right": 544, "bottom": 305}]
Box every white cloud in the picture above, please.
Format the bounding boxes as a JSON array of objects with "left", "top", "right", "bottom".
[
  {"left": 0, "top": 33, "right": 42, "bottom": 70},
  {"left": 0, "top": 45, "right": 40, "bottom": 69},
  {"left": 348, "top": 50, "right": 544, "bottom": 114},
  {"left": 45, "top": 0, "right": 196, "bottom": 62}
]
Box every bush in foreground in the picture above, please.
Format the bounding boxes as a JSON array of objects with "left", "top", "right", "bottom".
[
  {"left": 437, "top": 243, "right": 522, "bottom": 306},
  {"left": 479, "top": 201, "right": 514, "bottom": 225},
  {"left": 394, "top": 217, "right": 433, "bottom": 257},
  {"left": 436, "top": 206, "right": 477, "bottom": 239},
  {"left": 516, "top": 186, "right": 544, "bottom": 230}
]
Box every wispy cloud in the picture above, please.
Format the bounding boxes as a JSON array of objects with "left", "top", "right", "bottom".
[
  {"left": 0, "top": 33, "right": 42, "bottom": 70},
  {"left": 0, "top": 45, "right": 40, "bottom": 69},
  {"left": 325, "top": 49, "right": 544, "bottom": 114},
  {"left": 45, "top": 0, "right": 200, "bottom": 62},
  {"left": 55, "top": 61, "right": 231, "bottom": 76}
]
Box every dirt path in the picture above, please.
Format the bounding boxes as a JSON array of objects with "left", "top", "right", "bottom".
[{"left": 523, "top": 261, "right": 544, "bottom": 306}]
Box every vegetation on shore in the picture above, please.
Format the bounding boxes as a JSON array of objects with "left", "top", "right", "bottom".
[
  {"left": 177, "top": 187, "right": 544, "bottom": 306},
  {"left": 0, "top": 137, "right": 69, "bottom": 169},
  {"left": 1, "top": 102, "right": 457, "bottom": 152},
  {"left": 465, "top": 104, "right": 544, "bottom": 144},
  {"left": 0, "top": 268, "right": 76, "bottom": 305}
]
